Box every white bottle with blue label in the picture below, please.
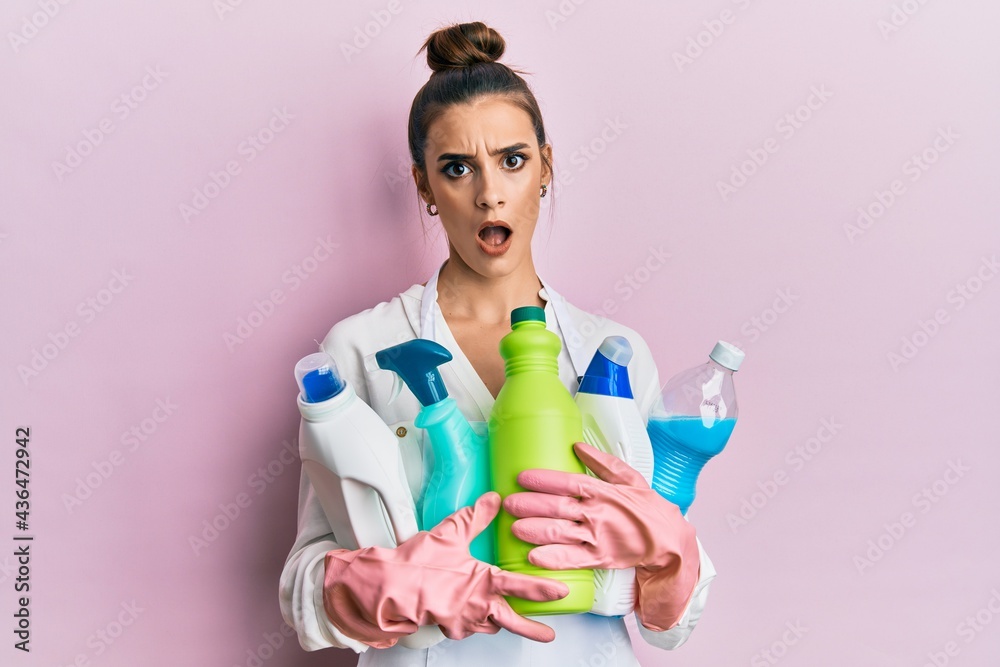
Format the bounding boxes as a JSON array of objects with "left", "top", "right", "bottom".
[{"left": 574, "top": 336, "right": 654, "bottom": 617}]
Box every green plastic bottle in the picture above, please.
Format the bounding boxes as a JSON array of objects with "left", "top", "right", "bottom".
[{"left": 489, "top": 305, "right": 594, "bottom": 616}]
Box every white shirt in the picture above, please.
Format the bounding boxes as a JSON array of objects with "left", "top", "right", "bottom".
[{"left": 279, "top": 261, "right": 717, "bottom": 666}]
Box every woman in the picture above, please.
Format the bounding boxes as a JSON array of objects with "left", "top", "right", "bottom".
[{"left": 279, "top": 21, "right": 716, "bottom": 666}]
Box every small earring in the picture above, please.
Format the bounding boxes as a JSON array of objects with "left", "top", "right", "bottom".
[
  {"left": 540, "top": 184, "right": 548, "bottom": 198},
  {"left": 426, "top": 202, "right": 438, "bottom": 216}
]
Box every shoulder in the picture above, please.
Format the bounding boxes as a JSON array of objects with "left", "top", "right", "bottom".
[
  {"left": 322, "top": 284, "right": 420, "bottom": 349},
  {"left": 558, "top": 296, "right": 663, "bottom": 420},
  {"left": 319, "top": 284, "right": 422, "bottom": 396},
  {"left": 559, "top": 297, "right": 656, "bottom": 366}
]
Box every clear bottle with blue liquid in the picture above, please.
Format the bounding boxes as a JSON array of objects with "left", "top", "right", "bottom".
[{"left": 648, "top": 341, "right": 744, "bottom": 515}]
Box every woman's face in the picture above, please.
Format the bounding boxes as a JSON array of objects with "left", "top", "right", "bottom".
[{"left": 413, "top": 97, "right": 552, "bottom": 278}]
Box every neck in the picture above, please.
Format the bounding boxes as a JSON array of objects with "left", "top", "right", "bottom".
[{"left": 434, "top": 250, "right": 546, "bottom": 325}]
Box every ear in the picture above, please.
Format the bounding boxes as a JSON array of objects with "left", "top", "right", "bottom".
[
  {"left": 411, "top": 164, "right": 432, "bottom": 204},
  {"left": 539, "top": 143, "right": 553, "bottom": 185}
]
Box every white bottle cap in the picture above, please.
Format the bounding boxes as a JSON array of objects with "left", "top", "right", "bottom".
[
  {"left": 599, "top": 335, "right": 633, "bottom": 366},
  {"left": 709, "top": 340, "right": 745, "bottom": 371},
  {"left": 295, "top": 351, "right": 337, "bottom": 385}
]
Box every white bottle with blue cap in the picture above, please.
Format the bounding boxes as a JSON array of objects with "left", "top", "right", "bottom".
[
  {"left": 295, "top": 351, "right": 419, "bottom": 550},
  {"left": 574, "top": 335, "right": 655, "bottom": 617},
  {"left": 294, "top": 351, "right": 445, "bottom": 649}
]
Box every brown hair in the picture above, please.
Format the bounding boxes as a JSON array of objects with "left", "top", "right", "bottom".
[{"left": 409, "top": 21, "right": 555, "bottom": 223}]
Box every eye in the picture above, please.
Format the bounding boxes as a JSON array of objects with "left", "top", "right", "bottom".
[
  {"left": 442, "top": 162, "right": 469, "bottom": 178},
  {"left": 504, "top": 153, "right": 528, "bottom": 170}
]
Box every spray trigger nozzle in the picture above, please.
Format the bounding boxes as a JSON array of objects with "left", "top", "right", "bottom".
[{"left": 374, "top": 339, "right": 453, "bottom": 408}]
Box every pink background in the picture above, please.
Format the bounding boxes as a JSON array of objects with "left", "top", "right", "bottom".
[{"left": 4, "top": 1, "right": 999, "bottom": 665}]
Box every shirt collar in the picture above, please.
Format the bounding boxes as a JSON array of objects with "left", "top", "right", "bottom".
[{"left": 416, "top": 260, "right": 586, "bottom": 379}]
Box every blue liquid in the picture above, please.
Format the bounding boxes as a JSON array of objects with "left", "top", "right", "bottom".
[{"left": 647, "top": 417, "right": 737, "bottom": 514}]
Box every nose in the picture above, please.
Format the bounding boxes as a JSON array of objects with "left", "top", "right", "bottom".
[{"left": 476, "top": 167, "right": 505, "bottom": 211}]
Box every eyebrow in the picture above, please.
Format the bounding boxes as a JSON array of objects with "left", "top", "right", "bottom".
[{"left": 436, "top": 142, "right": 531, "bottom": 162}]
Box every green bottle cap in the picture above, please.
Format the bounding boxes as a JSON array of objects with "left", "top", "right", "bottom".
[{"left": 510, "top": 305, "right": 545, "bottom": 325}]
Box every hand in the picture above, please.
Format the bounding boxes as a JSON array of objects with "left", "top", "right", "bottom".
[
  {"left": 323, "top": 491, "right": 570, "bottom": 648},
  {"left": 503, "top": 441, "right": 700, "bottom": 631}
]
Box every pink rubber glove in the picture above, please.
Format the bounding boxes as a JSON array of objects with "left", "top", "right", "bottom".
[
  {"left": 503, "top": 441, "right": 701, "bottom": 632},
  {"left": 322, "top": 491, "right": 570, "bottom": 648}
]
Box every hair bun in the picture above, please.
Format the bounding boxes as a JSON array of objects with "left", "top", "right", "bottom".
[{"left": 421, "top": 21, "right": 505, "bottom": 72}]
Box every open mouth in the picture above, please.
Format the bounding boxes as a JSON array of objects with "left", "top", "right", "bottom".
[
  {"left": 478, "top": 225, "right": 511, "bottom": 246},
  {"left": 476, "top": 221, "right": 513, "bottom": 256}
]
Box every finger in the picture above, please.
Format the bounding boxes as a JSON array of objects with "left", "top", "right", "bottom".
[
  {"left": 466, "top": 491, "right": 502, "bottom": 539},
  {"left": 490, "top": 568, "right": 570, "bottom": 602},
  {"left": 430, "top": 491, "right": 500, "bottom": 543},
  {"left": 511, "top": 516, "right": 592, "bottom": 546},
  {"left": 527, "top": 543, "right": 603, "bottom": 571},
  {"left": 489, "top": 600, "right": 558, "bottom": 643},
  {"left": 504, "top": 491, "right": 585, "bottom": 522},
  {"left": 439, "top": 618, "right": 501, "bottom": 641},
  {"left": 516, "top": 467, "right": 597, "bottom": 498},
  {"left": 573, "top": 441, "right": 647, "bottom": 488}
]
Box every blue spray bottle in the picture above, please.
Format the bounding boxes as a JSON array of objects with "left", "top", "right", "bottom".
[{"left": 375, "top": 339, "right": 494, "bottom": 563}]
